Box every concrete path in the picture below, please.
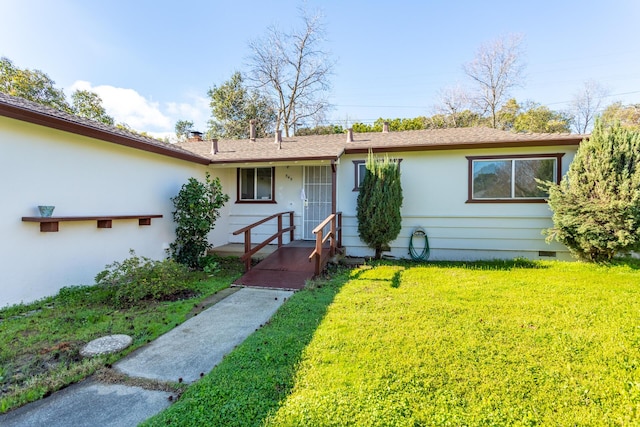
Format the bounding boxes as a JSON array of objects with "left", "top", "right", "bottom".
[{"left": 0, "top": 287, "right": 294, "bottom": 427}]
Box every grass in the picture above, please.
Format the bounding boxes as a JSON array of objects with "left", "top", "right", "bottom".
[
  {"left": 144, "top": 258, "right": 640, "bottom": 426},
  {"left": 0, "top": 256, "right": 244, "bottom": 414}
]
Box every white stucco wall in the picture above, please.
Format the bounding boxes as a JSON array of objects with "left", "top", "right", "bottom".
[
  {"left": 337, "top": 146, "right": 578, "bottom": 261},
  {"left": 0, "top": 117, "right": 229, "bottom": 307}
]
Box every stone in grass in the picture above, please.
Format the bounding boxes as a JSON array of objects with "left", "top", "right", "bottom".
[{"left": 80, "top": 334, "right": 133, "bottom": 357}]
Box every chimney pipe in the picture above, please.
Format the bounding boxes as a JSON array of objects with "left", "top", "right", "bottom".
[
  {"left": 188, "top": 131, "right": 203, "bottom": 142},
  {"left": 346, "top": 128, "right": 354, "bottom": 143},
  {"left": 382, "top": 121, "right": 390, "bottom": 133},
  {"left": 275, "top": 130, "right": 282, "bottom": 149},
  {"left": 210, "top": 139, "right": 218, "bottom": 155},
  {"left": 249, "top": 119, "right": 257, "bottom": 142}
]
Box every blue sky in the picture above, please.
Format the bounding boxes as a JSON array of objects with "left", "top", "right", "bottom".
[{"left": 2, "top": 0, "right": 639, "bottom": 137}]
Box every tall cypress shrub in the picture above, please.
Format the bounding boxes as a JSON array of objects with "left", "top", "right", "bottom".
[
  {"left": 356, "top": 150, "right": 403, "bottom": 259},
  {"left": 543, "top": 119, "right": 640, "bottom": 262}
]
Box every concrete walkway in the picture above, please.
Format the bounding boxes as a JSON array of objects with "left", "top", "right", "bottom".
[{"left": 0, "top": 287, "right": 294, "bottom": 427}]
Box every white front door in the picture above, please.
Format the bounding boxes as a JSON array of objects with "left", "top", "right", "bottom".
[{"left": 302, "top": 166, "right": 332, "bottom": 240}]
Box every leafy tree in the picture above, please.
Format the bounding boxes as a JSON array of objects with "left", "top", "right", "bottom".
[
  {"left": 543, "top": 120, "right": 640, "bottom": 262},
  {"left": 352, "top": 122, "right": 375, "bottom": 133},
  {"left": 71, "top": 89, "right": 114, "bottom": 125},
  {"left": 464, "top": 34, "right": 525, "bottom": 129},
  {"left": 170, "top": 173, "right": 230, "bottom": 269},
  {"left": 601, "top": 102, "right": 640, "bottom": 131},
  {"left": 375, "top": 117, "right": 426, "bottom": 131},
  {"left": 175, "top": 119, "right": 194, "bottom": 141},
  {"left": 295, "top": 124, "right": 344, "bottom": 135},
  {"left": 207, "top": 72, "right": 275, "bottom": 139},
  {"left": 247, "top": 8, "right": 333, "bottom": 137},
  {"left": 513, "top": 103, "right": 571, "bottom": 133},
  {"left": 0, "top": 57, "right": 71, "bottom": 112},
  {"left": 356, "top": 151, "right": 403, "bottom": 259},
  {"left": 496, "top": 98, "right": 521, "bottom": 130},
  {"left": 1, "top": 57, "right": 114, "bottom": 126}
]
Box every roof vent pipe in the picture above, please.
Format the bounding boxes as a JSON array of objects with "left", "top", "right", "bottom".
[
  {"left": 210, "top": 139, "right": 218, "bottom": 155},
  {"left": 249, "top": 119, "right": 257, "bottom": 142},
  {"left": 346, "top": 128, "right": 354, "bottom": 143},
  {"left": 275, "top": 130, "right": 282, "bottom": 149},
  {"left": 382, "top": 121, "right": 390, "bottom": 133}
]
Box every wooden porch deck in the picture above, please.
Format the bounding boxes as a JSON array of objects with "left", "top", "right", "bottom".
[{"left": 229, "top": 241, "right": 330, "bottom": 290}]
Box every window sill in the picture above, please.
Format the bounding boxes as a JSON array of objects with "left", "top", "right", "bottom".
[
  {"left": 465, "top": 199, "right": 548, "bottom": 204},
  {"left": 235, "top": 200, "right": 277, "bottom": 204}
]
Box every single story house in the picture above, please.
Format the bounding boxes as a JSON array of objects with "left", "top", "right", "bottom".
[{"left": 1, "top": 92, "right": 585, "bottom": 306}]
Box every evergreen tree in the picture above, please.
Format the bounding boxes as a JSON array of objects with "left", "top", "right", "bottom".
[
  {"left": 543, "top": 119, "right": 640, "bottom": 261},
  {"left": 356, "top": 151, "right": 403, "bottom": 259}
]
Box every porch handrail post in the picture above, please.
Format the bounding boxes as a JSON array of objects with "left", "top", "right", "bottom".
[
  {"left": 329, "top": 216, "right": 336, "bottom": 257},
  {"left": 289, "top": 211, "right": 295, "bottom": 242},
  {"left": 314, "top": 228, "right": 323, "bottom": 275},
  {"left": 243, "top": 230, "right": 252, "bottom": 271},
  {"left": 277, "top": 214, "right": 283, "bottom": 247},
  {"left": 337, "top": 212, "right": 343, "bottom": 248}
]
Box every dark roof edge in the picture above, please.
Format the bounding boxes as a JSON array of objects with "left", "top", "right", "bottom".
[
  {"left": 0, "top": 101, "right": 211, "bottom": 166},
  {"left": 343, "top": 138, "right": 584, "bottom": 155},
  {"left": 209, "top": 155, "right": 339, "bottom": 165}
]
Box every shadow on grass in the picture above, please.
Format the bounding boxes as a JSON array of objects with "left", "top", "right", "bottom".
[
  {"left": 142, "top": 265, "right": 350, "bottom": 427},
  {"left": 368, "top": 257, "right": 550, "bottom": 271},
  {"left": 609, "top": 256, "right": 640, "bottom": 270}
]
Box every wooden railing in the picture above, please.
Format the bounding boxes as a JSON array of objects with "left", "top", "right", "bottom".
[
  {"left": 309, "top": 212, "right": 342, "bottom": 275},
  {"left": 232, "top": 211, "right": 295, "bottom": 271}
]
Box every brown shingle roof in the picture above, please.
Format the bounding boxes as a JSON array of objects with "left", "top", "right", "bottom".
[
  {"left": 0, "top": 92, "right": 211, "bottom": 165},
  {"left": 179, "top": 127, "right": 587, "bottom": 164}
]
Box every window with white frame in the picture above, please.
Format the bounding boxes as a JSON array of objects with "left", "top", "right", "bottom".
[
  {"left": 353, "top": 160, "right": 367, "bottom": 190},
  {"left": 353, "top": 158, "right": 402, "bottom": 191},
  {"left": 467, "top": 154, "right": 563, "bottom": 202},
  {"left": 237, "top": 167, "right": 275, "bottom": 202}
]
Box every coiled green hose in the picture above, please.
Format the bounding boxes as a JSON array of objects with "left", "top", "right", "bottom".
[{"left": 409, "top": 228, "right": 430, "bottom": 261}]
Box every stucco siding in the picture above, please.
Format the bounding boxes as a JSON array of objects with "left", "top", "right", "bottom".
[{"left": 1, "top": 117, "right": 213, "bottom": 307}]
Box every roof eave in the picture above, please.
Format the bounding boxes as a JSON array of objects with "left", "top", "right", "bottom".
[
  {"left": 342, "top": 138, "right": 584, "bottom": 155},
  {"left": 208, "top": 154, "right": 339, "bottom": 165},
  {"left": 0, "top": 102, "right": 211, "bottom": 166}
]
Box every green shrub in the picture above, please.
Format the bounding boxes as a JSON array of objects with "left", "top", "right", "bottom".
[
  {"left": 198, "top": 254, "right": 221, "bottom": 275},
  {"left": 543, "top": 119, "right": 640, "bottom": 261},
  {"left": 95, "top": 250, "right": 194, "bottom": 307},
  {"left": 170, "top": 173, "right": 229, "bottom": 269}
]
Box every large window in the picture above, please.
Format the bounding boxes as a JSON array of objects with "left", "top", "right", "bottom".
[
  {"left": 237, "top": 167, "right": 275, "bottom": 202},
  {"left": 467, "top": 154, "right": 563, "bottom": 203}
]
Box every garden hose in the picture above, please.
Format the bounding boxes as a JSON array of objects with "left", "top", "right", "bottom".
[{"left": 409, "top": 227, "right": 430, "bottom": 261}]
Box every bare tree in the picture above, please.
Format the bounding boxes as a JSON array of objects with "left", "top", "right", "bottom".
[
  {"left": 463, "top": 34, "right": 526, "bottom": 128},
  {"left": 570, "top": 80, "right": 609, "bottom": 134},
  {"left": 247, "top": 9, "right": 333, "bottom": 137},
  {"left": 434, "top": 84, "right": 471, "bottom": 127}
]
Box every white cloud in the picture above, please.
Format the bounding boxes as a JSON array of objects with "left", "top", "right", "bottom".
[
  {"left": 165, "top": 94, "right": 210, "bottom": 131},
  {"left": 68, "top": 81, "right": 210, "bottom": 134}
]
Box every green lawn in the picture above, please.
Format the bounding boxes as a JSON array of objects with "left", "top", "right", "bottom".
[{"left": 146, "top": 259, "right": 640, "bottom": 426}]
